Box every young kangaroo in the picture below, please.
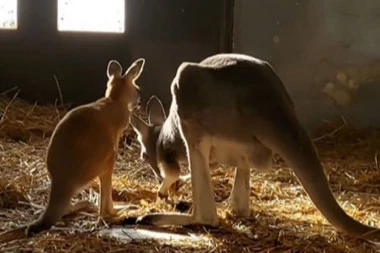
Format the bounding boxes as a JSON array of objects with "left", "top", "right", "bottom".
[
  {"left": 130, "top": 96, "right": 221, "bottom": 199},
  {"left": 0, "top": 58, "right": 145, "bottom": 241},
  {"left": 130, "top": 96, "right": 188, "bottom": 198},
  {"left": 134, "top": 53, "right": 380, "bottom": 241}
]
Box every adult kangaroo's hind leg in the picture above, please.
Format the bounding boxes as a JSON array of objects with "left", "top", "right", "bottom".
[
  {"left": 228, "top": 167, "right": 251, "bottom": 217},
  {"left": 187, "top": 136, "right": 219, "bottom": 226},
  {"left": 136, "top": 132, "right": 218, "bottom": 227}
]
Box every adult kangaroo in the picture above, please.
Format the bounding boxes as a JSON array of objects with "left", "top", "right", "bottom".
[
  {"left": 134, "top": 53, "right": 380, "bottom": 240},
  {"left": 130, "top": 96, "right": 221, "bottom": 199}
]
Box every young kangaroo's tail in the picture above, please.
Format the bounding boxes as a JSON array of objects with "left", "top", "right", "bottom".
[
  {"left": 0, "top": 191, "right": 68, "bottom": 243},
  {"left": 256, "top": 120, "right": 380, "bottom": 240},
  {"left": 0, "top": 180, "right": 74, "bottom": 243},
  {"left": 0, "top": 226, "right": 29, "bottom": 243}
]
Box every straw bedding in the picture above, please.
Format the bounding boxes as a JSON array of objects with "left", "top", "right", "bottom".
[{"left": 0, "top": 94, "right": 380, "bottom": 253}]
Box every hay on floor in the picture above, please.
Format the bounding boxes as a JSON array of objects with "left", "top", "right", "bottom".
[{"left": 0, "top": 94, "right": 380, "bottom": 253}]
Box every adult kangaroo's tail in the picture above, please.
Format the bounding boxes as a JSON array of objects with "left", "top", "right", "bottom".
[{"left": 257, "top": 120, "right": 380, "bottom": 239}]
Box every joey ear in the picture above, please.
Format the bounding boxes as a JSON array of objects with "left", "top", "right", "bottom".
[
  {"left": 146, "top": 95, "right": 166, "bottom": 125},
  {"left": 130, "top": 114, "right": 149, "bottom": 137},
  {"left": 107, "top": 60, "right": 123, "bottom": 78},
  {"left": 125, "top": 58, "right": 145, "bottom": 81}
]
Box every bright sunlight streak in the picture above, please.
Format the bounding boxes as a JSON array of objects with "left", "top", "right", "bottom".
[
  {"left": 0, "top": 0, "right": 17, "bottom": 29},
  {"left": 58, "top": 0, "right": 125, "bottom": 33}
]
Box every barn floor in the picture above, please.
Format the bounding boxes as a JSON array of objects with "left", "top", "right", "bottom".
[{"left": 0, "top": 95, "right": 380, "bottom": 253}]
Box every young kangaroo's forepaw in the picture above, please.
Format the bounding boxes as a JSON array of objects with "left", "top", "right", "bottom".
[
  {"left": 173, "top": 178, "right": 187, "bottom": 193},
  {"left": 168, "top": 176, "right": 189, "bottom": 196},
  {"left": 157, "top": 184, "right": 180, "bottom": 201}
]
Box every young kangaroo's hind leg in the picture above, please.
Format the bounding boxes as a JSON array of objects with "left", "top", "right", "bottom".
[
  {"left": 98, "top": 151, "right": 128, "bottom": 222},
  {"left": 27, "top": 180, "right": 75, "bottom": 235},
  {"left": 99, "top": 153, "right": 117, "bottom": 216}
]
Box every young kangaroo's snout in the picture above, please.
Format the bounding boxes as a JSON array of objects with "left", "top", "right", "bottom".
[{"left": 130, "top": 113, "right": 163, "bottom": 182}]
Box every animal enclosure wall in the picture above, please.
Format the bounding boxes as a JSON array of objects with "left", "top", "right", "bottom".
[
  {"left": 0, "top": 0, "right": 227, "bottom": 107},
  {"left": 4, "top": 0, "right": 380, "bottom": 130},
  {"left": 2, "top": 2, "right": 380, "bottom": 252},
  {"left": 233, "top": 0, "right": 380, "bottom": 131}
]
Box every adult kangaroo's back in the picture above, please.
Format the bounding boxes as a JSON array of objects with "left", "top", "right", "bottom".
[{"left": 135, "top": 53, "right": 380, "bottom": 240}]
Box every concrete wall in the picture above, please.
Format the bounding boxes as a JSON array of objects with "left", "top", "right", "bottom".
[{"left": 234, "top": 0, "right": 380, "bottom": 130}]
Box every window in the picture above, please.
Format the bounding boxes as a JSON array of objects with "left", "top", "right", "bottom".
[
  {"left": 57, "top": 0, "right": 125, "bottom": 33},
  {"left": 0, "top": 0, "right": 17, "bottom": 30}
]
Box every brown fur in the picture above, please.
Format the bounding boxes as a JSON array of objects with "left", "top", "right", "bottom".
[{"left": 20, "top": 59, "right": 144, "bottom": 237}]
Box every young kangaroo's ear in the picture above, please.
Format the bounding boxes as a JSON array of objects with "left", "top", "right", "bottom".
[
  {"left": 130, "top": 113, "right": 149, "bottom": 137},
  {"left": 147, "top": 95, "right": 166, "bottom": 125},
  {"left": 125, "top": 58, "right": 145, "bottom": 81},
  {"left": 107, "top": 60, "right": 123, "bottom": 78}
]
